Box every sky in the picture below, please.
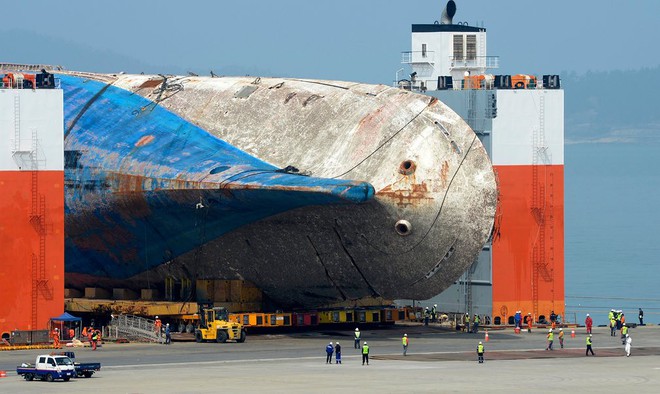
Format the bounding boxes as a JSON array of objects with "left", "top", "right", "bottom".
[{"left": 4, "top": 0, "right": 660, "bottom": 85}]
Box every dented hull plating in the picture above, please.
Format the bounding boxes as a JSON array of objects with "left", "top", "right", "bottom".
[{"left": 59, "top": 71, "right": 497, "bottom": 308}]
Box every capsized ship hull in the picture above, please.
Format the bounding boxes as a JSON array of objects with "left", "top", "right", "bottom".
[{"left": 59, "top": 71, "right": 497, "bottom": 308}]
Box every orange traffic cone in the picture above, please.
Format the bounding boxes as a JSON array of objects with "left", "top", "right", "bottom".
[
  {"left": 571, "top": 329, "right": 575, "bottom": 338},
  {"left": 485, "top": 330, "right": 490, "bottom": 342}
]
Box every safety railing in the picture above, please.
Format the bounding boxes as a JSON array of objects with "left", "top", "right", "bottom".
[{"left": 107, "top": 314, "right": 162, "bottom": 343}]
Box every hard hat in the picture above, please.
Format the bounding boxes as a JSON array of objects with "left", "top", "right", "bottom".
[
  {"left": 586, "top": 313, "right": 590, "bottom": 316},
  {"left": 355, "top": 328, "right": 359, "bottom": 331},
  {"left": 404, "top": 333, "right": 407, "bottom": 336},
  {"left": 166, "top": 323, "right": 169, "bottom": 326},
  {"left": 549, "top": 329, "right": 552, "bottom": 332},
  {"left": 434, "top": 304, "right": 437, "bottom": 307},
  {"left": 55, "top": 328, "right": 58, "bottom": 330},
  {"left": 559, "top": 328, "right": 563, "bottom": 331},
  {"left": 364, "top": 342, "right": 367, "bottom": 344},
  {"left": 329, "top": 342, "right": 333, "bottom": 345},
  {"left": 626, "top": 334, "right": 629, "bottom": 337},
  {"left": 336, "top": 342, "right": 339, "bottom": 344},
  {"left": 589, "top": 334, "right": 593, "bottom": 337},
  {"left": 623, "top": 323, "right": 626, "bottom": 326},
  {"left": 479, "top": 341, "right": 482, "bottom": 344},
  {"left": 156, "top": 316, "right": 159, "bottom": 318}
]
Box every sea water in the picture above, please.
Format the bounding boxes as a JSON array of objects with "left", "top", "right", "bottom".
[{"left": 565, "top": 141, "right": 660, "bottom": 326}]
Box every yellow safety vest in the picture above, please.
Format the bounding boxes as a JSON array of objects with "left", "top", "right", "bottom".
[
  {"left": 402, "top": 337, "right": 408, "bottom": 345},
  {"left": 586, "top": 337, "right": 592, "bottom": 345},
  {"left": 622, "top": 326, "right": 628, "bottom": 335},
  {"left": 362, "top": 345, "right": 369, "bottom": 354},
  {"left": 548, "top": 332, "right": 554, "bottom": 341},
  {"left": 477, "top": 344, "right": 484, "bottom": 353},
  {"left": 355, "top": 331, "right": 360, "bottom": 339}
]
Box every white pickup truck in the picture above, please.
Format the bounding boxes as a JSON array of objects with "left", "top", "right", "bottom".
[{"left": 16, "top": 354, "right": 76, "bottom": 382}]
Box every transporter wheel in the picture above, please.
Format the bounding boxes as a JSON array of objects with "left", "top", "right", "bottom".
[
  {"left": 46, "top": 373, "right": 54, "bottom": 382},
  {"left": 195, "top": 331, "right": 203, "bottom": 343}
]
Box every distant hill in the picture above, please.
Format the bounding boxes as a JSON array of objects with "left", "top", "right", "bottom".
[{"left": 563, "top": 66, "right": 660, "bottom": 144}]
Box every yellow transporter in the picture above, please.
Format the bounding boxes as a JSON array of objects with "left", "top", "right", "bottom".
[{"left": 230, "top": 312, "right": 291, "bottom": 327}]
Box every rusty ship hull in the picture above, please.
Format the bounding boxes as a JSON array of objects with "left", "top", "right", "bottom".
[{"left": 59, "top": 71, "right": 497, "bottom": 308}]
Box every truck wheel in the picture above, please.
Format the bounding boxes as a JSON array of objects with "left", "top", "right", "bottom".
[
  {"left": 195, "top": 331, "right": 203, "bottom": 343},
  {"left": 63, "top": 377, "right": 70, "bottom": 382},
  {"left": 84, "top": 372, "right": 93, "bottom": 378},
  {"left": 216, "top": 330, "right": 228, "bottom": 343},
  {"left": 25, "top": 374, "right": 34, "bottom": 381},
  {"left": 237, "top": 330, "right": 247, "bottom": 343},
  {"left": 46, "top": 373, "right": 54, "bottom": 382}
]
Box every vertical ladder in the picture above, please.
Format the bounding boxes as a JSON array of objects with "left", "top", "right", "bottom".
[
  {"left": 464, "top": 262, "right": 475, "bottom": 316},
  {"left": 531, "top": 94, "right": 552, "bottom": 319},
  {"left": 478, "top": 31, "right": 486, "bottom": 71},
  {"left": 31, "top": 254, "right": 38, "bottom": 329},
  {"left": 13, "top": 95, "right": 21, "bottom": 152}
]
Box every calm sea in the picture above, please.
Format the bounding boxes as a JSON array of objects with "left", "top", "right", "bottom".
[{"left": 565, "top": 141, "right": 660, "bottom": 326}]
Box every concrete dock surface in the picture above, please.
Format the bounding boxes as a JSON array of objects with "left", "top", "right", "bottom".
[{"left": 1, "top": 324, "right": 659, "bottom": 393}]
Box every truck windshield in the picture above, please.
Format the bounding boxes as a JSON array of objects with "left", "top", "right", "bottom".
[{"left": 54, "top": 357, "right": 73, "bottom": 366}]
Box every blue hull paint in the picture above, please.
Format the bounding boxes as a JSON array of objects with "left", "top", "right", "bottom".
[{"left": 61, "top": 75, "right": 374, "bottom": 279}]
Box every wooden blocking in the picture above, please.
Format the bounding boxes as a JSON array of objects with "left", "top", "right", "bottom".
[
  {"left": 84, "top": 287, "right": 111, "bottom": 299},
  {"left": 140, "top": 289, "right": 159, "bottom": 300},
  {"left": 64, "top": 288, "right": 83, "bottom": 298},
  {"left": 112, "top": 288, "right": 138, "bottom": 300}
]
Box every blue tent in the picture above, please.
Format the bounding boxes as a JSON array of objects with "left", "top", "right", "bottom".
[
  {"left": 50, "top": 312, "right": 82, "bottom": 339},
  {"left": 51, "top": 312, "right": 81, "bottom": 322}
]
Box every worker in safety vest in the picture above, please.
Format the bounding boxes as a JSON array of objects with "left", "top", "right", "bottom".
[
  {"left": 545, "top": 329, "right": 554, "bottom": 350},
  {"left": 431, "top": 304, "right": 437, "bottom": 323},
  {"left": 464, "top": 313, "right": 471, "bottom": 333},
  {"left": 91, "top": 330, "right": 99, "bottom": 350},
  {"left": 402, "top": 334, "right": 409, "bottom": 356},
  {"left": 585, "top": 334, "right": 594, "bottom": 356},
  {"left": 473, "top": 314, "right": 480, "bottom": 333},
  {"left": 476, "top": 341, "right": 485, "bottom": 363},
  {"left": 558, "top": 328, "right": 565, "bottom": 348},
  {"left": 527, "top": 313, "right": 533, "bottom": 333},
  {"left": 354, "top": 328, "right": 361, "bottom": 349},
  {"left": 621, "top": 323, "right": 629, "bottom": 345},
  {"left": 610, "top": 317, "right": 617, "bottom": 336},
  {"left": 52, "top": 328, "right": 60, "bottom": 349},
  {"left": 154, "top": 316, "right": 162, "bottom": 336},
  {"left": 361, "top": 342, "right": 370, "bottom": 365},
  {"left": 68, "top": 328, "right": 75, "bottom": 340}
]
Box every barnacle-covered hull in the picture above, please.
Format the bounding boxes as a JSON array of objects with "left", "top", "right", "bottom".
[{"left": 60, "top": 71, "right": 497, "bottom": 308}]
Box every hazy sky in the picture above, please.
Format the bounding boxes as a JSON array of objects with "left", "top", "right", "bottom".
[{"left": 5, "top": 0, "right": 660, "bottom": 84}]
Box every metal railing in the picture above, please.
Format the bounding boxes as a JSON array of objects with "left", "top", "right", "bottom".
[
  {"left": 107, "top": 314, "right": 162, "bottom": 343},
  {"left": 401, "top": 51, "right": 436, "bottom": 64},
  {"left": 449, "top": 55, "right": 499, "bottom": 70}
]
